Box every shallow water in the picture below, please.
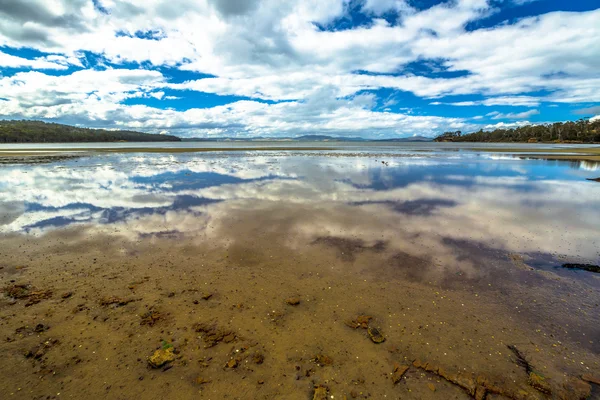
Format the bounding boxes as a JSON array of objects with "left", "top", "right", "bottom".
[{"left": 0, "top": 148, "right": 599, "bottom": 399}]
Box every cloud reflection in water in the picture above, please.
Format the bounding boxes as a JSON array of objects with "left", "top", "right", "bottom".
[{"left": 0, "top": 152, "right": 598, "bottom": 275}]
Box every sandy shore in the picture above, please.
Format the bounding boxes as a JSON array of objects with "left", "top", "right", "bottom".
[
  {"left": 1, "top": 145, "right": 600, "bottom": 162},
  {"left": 1, "top": 223, "right": 598, "bottom": 399}
]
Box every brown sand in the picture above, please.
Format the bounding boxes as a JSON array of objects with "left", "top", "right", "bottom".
[{"left": 1, "top": 213, "right": 598, "bottom": 399}]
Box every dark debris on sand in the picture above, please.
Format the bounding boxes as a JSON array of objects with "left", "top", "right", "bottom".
[
  {"left": 3, "top": 284, "right": 53, "bottom": 306},
  {"left": 561, "top": 263, "right": 600, "bottom": 273}
]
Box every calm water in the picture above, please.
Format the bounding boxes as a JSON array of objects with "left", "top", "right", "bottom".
[{"left": 1, "top": 147, "right": 598, "bottom": 266}]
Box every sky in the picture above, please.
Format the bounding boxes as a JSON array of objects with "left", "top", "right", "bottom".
[{"left": 0, "top": 0, "right": 599, "bottom": 139}]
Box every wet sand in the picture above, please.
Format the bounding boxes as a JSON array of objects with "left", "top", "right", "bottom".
[
  {"left": 1, "top": 219, "right": 599, "bottom": 399},
  {"left": 1, "top": 144, "right": 599, "bottom": 162},
  {"left": 0, "top": 149, "right": 599, "bottom": 399}
]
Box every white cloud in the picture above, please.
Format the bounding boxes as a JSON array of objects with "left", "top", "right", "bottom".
[
  {"left": 488, "top": 109, "right": 540, "bottom": 119},
  {"left": 0, "top": 0, "right": 598, "bottom": 136}
]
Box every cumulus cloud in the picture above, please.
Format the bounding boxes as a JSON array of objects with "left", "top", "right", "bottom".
[
  {"left": 487, "top": 109, "right": 540, "bottom": 120},
  {"left": 0, "top": 0, "right": 598, "bottom": 137}
]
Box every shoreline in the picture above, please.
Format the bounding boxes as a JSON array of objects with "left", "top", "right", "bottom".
[{"left": 1, "top": 145, "right": 600, "bottom": 162}]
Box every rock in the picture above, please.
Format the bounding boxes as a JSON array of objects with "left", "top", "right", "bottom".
[
  {"left": 258, "top": 379, "right": 264, "bottom": 384},
  {"left": 252, "top": 352, "right": 265, "bottom": 364},
  {"left": 427, "top": 383, "right": 436, "bottom": 391},
  {"left": 582, "top": 374, "right": 600, "bottom": 385},
  {"left": 313, "top": 385, "right": 329, "bottom": 400},
  {"left": 315, "top": 354, "right": 333, "bottom": 366},
  {"left": 3, "top": 284, "right": 53, "bottom": 306},
  {"left": 367, "top": 326, "right": 385, "bottom": 343},
  {"left": 392, "top": 363, "right": 409, "bottom": 384},
  {"left": 148, "top": 347, "right": 176, "bottom": 368},
  {"left": 345, "top": 315, "right": 372, "bottom": 329},
  {"left": 25, "top": 339, "right": 58, "bottom": 360},
  {"left": 201, "top": 293, "right": 213, "bottom": 300},
  {"left": 529, "top": 372, "right": 551, "bottom": 394},
  {"left": 195, "top": 377, "right": 211, "bottom": 385},
  {"left": 16, "top": 324, "right": 49, "bottom": 336},
  {"left": 225, "top": 359, "right": 238, "bottom": 369},
  {"left": 61, "top": 292, "right": 73, "bottom": 299},
  {"left": 99, "top": 296, "right": 135, "bottom": 307},
  {"left": 140, "top": 310, "right": 163, "bottom": 327},
  {"left": 285, "top": 297, "right": 300, "bottom": 306}
]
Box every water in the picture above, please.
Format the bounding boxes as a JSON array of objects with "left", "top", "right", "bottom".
[
  {"left": 1, "top": 149, "right": 598, "bottom": 264},
  {"left": 0, "top": 146, "right": 599, "bottom": 399}
]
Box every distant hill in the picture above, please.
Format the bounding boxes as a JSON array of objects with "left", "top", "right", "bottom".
[
  {"left": 183, "top": 134, "right": 432, "bottom": 142},
  {"left": 375, "top": 135, "right": 432, "bottom": 142},
  {"left": 434, "top": 119, "right": 600, "bottom": 143},
  {"left": 0, "top": 120, "right": 181, "bottom": 143}
]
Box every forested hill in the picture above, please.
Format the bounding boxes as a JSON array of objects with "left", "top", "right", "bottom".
[
  {"left": 435, "top": 119, "right": 600, "bottom": 143},
  {"left": 0, "top": 120, "right": 181, "bottom": 143}
]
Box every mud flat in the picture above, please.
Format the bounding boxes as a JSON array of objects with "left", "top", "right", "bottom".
[
  {"left": 1, "top": 226, "right": 599, "bottom": 400},
  {"left": 467, "top": 146, "right": 600, "bottom": 162},
  {"left": 0, "top": 148, "right": 599, "bottom": 399}
]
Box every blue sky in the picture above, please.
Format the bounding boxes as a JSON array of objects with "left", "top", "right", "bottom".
[{"left": 0, "top": 0, "right": 599, "bottom": 138}]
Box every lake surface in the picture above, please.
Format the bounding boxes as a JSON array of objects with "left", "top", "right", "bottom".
[{"left": 0, "top": 145, "right": 599, "bottom": 399}]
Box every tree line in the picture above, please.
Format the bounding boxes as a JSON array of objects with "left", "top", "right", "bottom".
[
  {"left": 435, "top": 119, "right": 600, "bottom": 143},
  {"left": 0, "top": 120, "right": 181, "bottom": 143}
]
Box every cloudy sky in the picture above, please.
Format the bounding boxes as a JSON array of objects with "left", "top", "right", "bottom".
[{"left": 0, "top": 0, "right": 599, "bottom": 138}]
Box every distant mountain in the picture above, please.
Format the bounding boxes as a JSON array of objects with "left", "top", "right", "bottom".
[
  {"left": 0, "top": 120, "right": 181, "bottom": 143},
  {"left": 183, "top": 134, "right": 432, "bottom": 142},
  {"left": 375, "top": 135, "right": 432, "bottom": 142}
]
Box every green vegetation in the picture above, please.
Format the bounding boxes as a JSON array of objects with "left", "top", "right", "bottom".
[
  {"left": 0, "top": 120, "right": 181, "bottom": 143},
  {"left": 435, "top": 119, "right": 600, "bottom": 143}
]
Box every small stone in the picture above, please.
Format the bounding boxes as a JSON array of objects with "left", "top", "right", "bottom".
[
  {"left": 315, "top": 354, "right": 333, "bottom": 366},
  {"left": 367, "top": 326, "right": 386, "bottom": 343},
  {"left": 61, "top": 292, "right": 73, "bottom": 299},
  {"left": 99, "top": 296, "right": 134, "bottom": 307},
  {"left": 258, "top": 379, "right": 265, "bottom": 385},
  {"left": 392, "top": 363, "right": 409, "bottom": 384},
  {"left": 201, "top": 293, "right": 213, "bottom": 300},
  {"left": 428, "top": 383, "right": 436, "bottom": 392},
  {"left": 345, "top": 315, "right": 372, "bottom": 329},
  {"left": 286, "top": 297, "right": 300, "bottom": 306},
  {"left": 34, "top": 324, "right": 49, "bottom": 333},
  {"left": 226, "top": 359, "right": 238, "bottom": 369},
  {"left": 195, "top": 377, "right": 211, "bottom": 385},
  {"left": 252, "top": 352, "right": 265, "bottom": 364},
  {"left": 313, "top": 385, "right": 328, "bottom": 400},
  {"left": 148, "top": 348, "right": 176, "bottom": 368}
]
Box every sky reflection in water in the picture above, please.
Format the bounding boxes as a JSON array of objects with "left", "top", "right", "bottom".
[{"left": 0, "top": 151, "right": 598, "bottom": 270}]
